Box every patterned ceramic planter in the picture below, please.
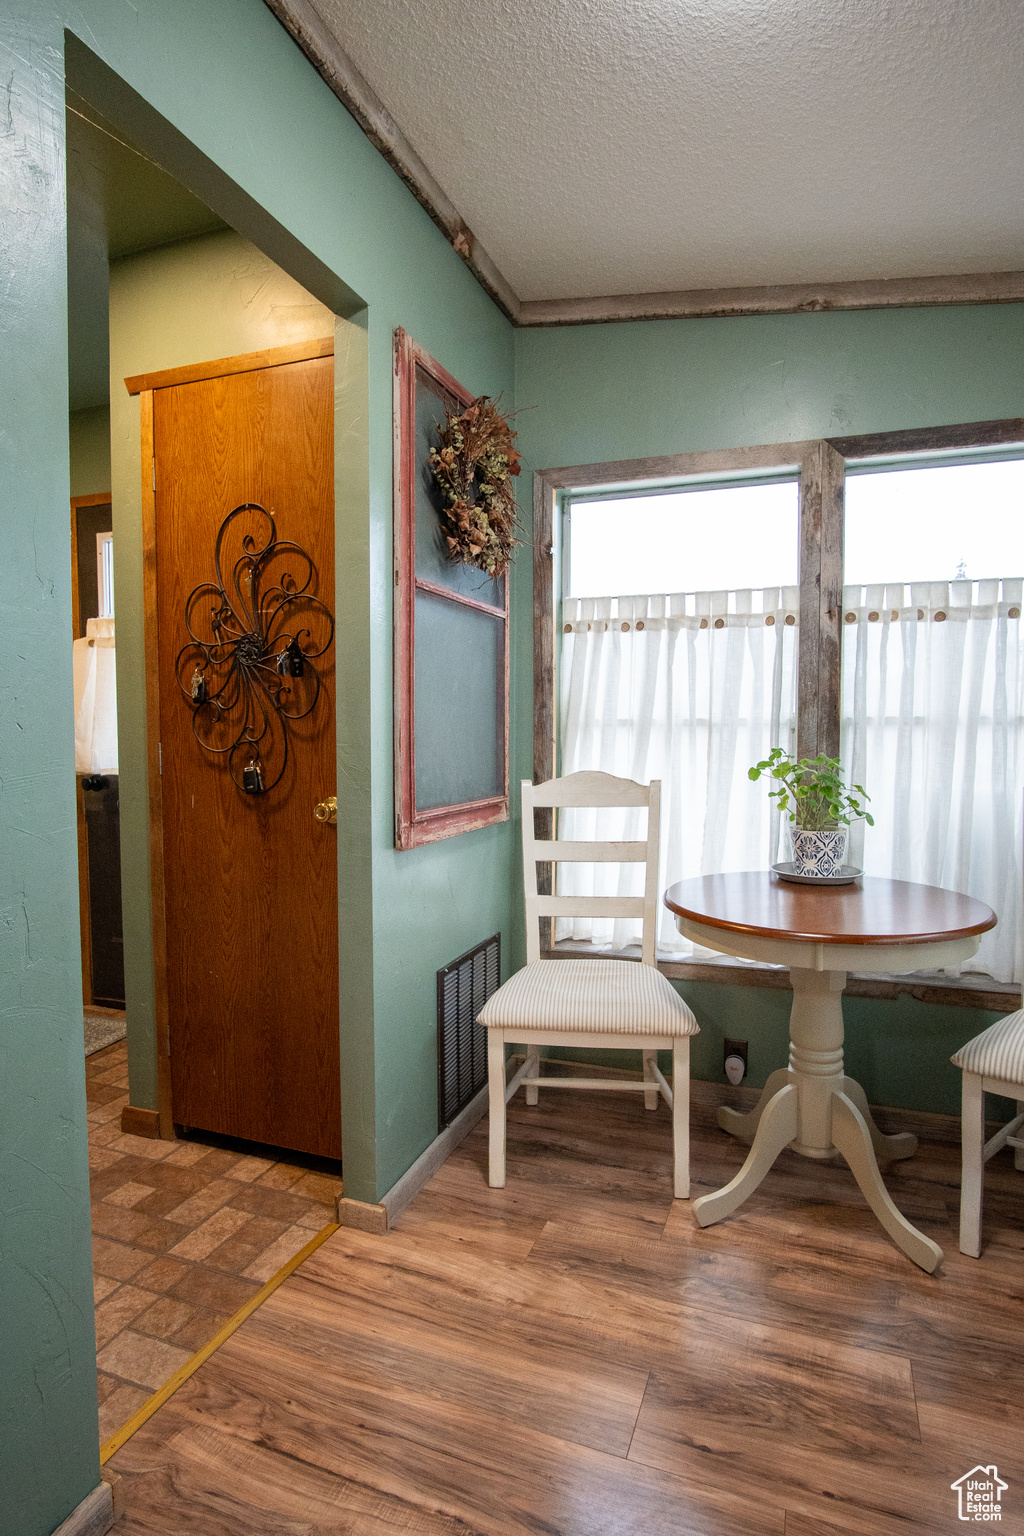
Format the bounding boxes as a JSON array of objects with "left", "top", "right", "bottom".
[{"left": 790, "top": 826, "right": 848, "bottom": 878}]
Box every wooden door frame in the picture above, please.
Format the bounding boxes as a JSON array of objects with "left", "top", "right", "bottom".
[
  {"left": 127, "top": 336, "right": 335, "bottom": 1139},
  {"left": 71, "top": 490, "right": 113, "bottom": 640},
  {"left": 71, "top": 491, "right": 113, "bottom": 1010}
]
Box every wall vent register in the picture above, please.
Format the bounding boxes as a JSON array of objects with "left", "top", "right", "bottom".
[{"left": 437, "top": 935, "right": 500, "bottom": 1130}]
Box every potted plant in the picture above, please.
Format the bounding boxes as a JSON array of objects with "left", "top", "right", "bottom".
[{"left": 748, "top": 749, "right": 873, "bottom": 878}]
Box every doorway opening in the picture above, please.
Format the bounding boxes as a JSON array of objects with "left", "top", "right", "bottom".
[{"left": 66, "top": 68, "right": 350, "bottom": 1453}]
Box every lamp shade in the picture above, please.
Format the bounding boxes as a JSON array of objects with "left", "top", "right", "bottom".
[{"left": 73, "top": 616, "right": 118, "bottom": 775}]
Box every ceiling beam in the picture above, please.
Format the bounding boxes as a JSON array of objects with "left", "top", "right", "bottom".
[
  {"left": 262, "top": 0, "right": 521, "bottom": 323},
  {"left": 518, "top": 271, "right": 1024, "bottom": 327},
  {"left": 262, "top": 3, "right": 1024, "bottom": 331}
]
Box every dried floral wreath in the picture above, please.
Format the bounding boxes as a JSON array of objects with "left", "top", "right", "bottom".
[{"left": 428, "top": 396, "right": 521, "bottom": 578}]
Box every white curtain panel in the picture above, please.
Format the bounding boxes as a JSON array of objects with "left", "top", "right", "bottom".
[
  {"left": 558, "top": 580, "right": 1024, "bottom": 982},
  {"left": 841, "top": 579, "right": 1024, "bottom": 983},
  {"left": 73, "top": 616, "right": 118, "bottom": 776},
  {"left": 558, "top": 589, "right": 798, "bottom": 954}
]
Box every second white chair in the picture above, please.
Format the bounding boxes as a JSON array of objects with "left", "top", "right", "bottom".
[
  {"left": 953, "top": 1012, "right": 1024, "bottom": 1257},
  {"left": 476, "top": 771, "right": 699, "bottom": 1196}
]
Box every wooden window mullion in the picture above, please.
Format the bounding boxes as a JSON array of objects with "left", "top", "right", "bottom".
[{"left": 798, "top": 440, "right": 845, "bottom": 760}]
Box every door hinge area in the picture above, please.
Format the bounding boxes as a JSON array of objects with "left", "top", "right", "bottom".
[
  {"left": 158, "top": 741, "right": 163, "bottom": 775},
  {"left": 152, "top": 458, "right": 156, "bottom": 492}
]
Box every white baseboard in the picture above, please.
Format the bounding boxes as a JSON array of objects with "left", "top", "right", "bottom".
[{"left": 51, "top": 1481, "right": 114, "bottom": 1536}]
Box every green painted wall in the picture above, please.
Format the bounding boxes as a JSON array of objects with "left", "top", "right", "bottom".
[
  {"left": 514, "top": 305, "right": 1024, "bottom": 1117},
  {"left": 515, "top": 304, "right": 1024, "bottom": 466},
  {"left": 69, "top": 406, "right": 111, "bottom": 496},
  {"left": 3, "top": 4, "right": 518, "bottom": 1529},
  {"left": 68, "top": 0, "right": 524, "bottom": 1209},
  {"left": 2, "top": 13, "right": 100, "bottom": 1532}
]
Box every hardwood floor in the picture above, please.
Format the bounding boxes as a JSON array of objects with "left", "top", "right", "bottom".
[{"left": 107, "top": 1067, "right": 1024, "bottom": 1533}]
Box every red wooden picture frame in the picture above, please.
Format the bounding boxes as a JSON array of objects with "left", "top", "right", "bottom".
[{"left": 392, "top": 328, "right": 510, "bottom": 850}]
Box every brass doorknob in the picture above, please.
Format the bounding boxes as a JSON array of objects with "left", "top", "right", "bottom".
[{"left": 313, "top": 796, "right": 337, "bottom": 824}]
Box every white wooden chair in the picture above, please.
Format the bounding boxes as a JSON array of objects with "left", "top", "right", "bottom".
[
  {"left": 476, "top": 771, "right": 699, "bottom": 1196},
  {"left": 953, "top": 1013, "right": 1024, "bottom": 1256}
]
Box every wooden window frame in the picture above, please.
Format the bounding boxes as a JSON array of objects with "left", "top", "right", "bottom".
[
  {"left": 392, "top": 329, "right": 510, "bottom": 850},
  {"left": 71, "top": 491, "right": 113, "bottom": 641},
  {"left": 533, "top": 416, "right": 1024, "bottom": 1006}
]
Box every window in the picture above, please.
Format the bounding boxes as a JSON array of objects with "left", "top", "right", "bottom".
[
  {"left": 566, "top": 479, "right": 799, "bottom": 597},
  {"left": 97, "top": 531, "right": 114, "bottom": 617},
  {"left": 558, "top": 478, "right": 800, "bottom": 954},
  {"left": 534, "top": 427, "right": 1024, "bottom": 983},
  {"left": 843, "top": 456, "right": 1024, "bottom": 586},
  {"left": 841, "top": 453, "right": 1024, "bottom": 983}
]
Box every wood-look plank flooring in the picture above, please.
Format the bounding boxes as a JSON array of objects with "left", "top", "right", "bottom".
[
  {"left": 87, "top": 1039, "right": 342, "bottom": 1442},
  {"left": 108, "top": 1066, "right": 1024, "bottom": 1533}
]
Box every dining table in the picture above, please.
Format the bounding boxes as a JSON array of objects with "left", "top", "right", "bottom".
[{"left": 663, "top": 872, "right": 997, "bottom": 1271}]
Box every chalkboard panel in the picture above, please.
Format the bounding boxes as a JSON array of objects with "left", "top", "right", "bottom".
[
  {"left": 393, "top": 330, "right": 510, "bottom": 848},
  {"left": 414, "top": 591, "right": 504, "bottom": 810}
]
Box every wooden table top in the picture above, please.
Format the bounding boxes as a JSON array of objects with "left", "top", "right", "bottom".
[{"left": 663, "top": 872, "right": 997, "bottom": 947}]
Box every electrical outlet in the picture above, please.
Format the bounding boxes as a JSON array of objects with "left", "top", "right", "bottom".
[{"left": 723, "top": 1038, "right": 748, "bottom": 1085}]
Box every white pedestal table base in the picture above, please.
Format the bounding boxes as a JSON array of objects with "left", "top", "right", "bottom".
[{"left": 691, "top": 967, "right": 943, "bottom": 1273}]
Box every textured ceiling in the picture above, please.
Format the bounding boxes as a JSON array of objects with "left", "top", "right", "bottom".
[{"left": 313, "top": 0, "right": 1024, "bottom": 302}]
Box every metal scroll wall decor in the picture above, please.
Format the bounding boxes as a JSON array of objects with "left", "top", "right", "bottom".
[{"left": 176, "top": 503, "right": 335, "bottom": 795}]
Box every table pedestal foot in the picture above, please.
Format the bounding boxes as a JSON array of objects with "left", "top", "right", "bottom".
[
  {"left": 717, "top": 1068, "right": 792, "bottom": 1142},
  {"left": 831, "top": 1091, "right": 943, "bottom": 1273},
  {"left": 693, "top": 1084, "right": 798, "bottom": 1228},
  {"left": 838, "top": 1076, "right": 918, "bottom": 1162},
  {"left": 699, "top": 966, "right": 941, "bottom": 1268}
]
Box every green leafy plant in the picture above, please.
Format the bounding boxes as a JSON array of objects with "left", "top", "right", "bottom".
[{"left": 747, "top": 749, "right": 874, "bottom": 831}]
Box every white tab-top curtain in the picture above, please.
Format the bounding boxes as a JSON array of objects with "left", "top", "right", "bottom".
[
  {"left": 73, "top": 616, "right": 118, "bottom": 775},
  {"left": 558, "top": 589, "right": 799, "bottom": 954},
  {"left": 841, "top": 579, "right": 1024, "bottom": 983},
  {"left": 559, "top": 580, "right": 1024, "bottom": 981}
]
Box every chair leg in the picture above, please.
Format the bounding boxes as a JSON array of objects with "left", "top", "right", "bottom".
[
  {"left": 525, "top": 1044, "right": 540, "bottom": 1106},
  {"left": 488, "top": 1032, "right": 507, "bottom": 1189},
  {"left": 672, "top": 1037, "right": 690, "bottom": 1199},
  {"left": 643, "top": 1050, "right": 659, "bottom": 1111},
  {"left": 960, "top": 1071, "right": 985, "bottom": 1258},
  {"left": 1017, "top": 1101, "right": 1024, "bottom": 1172}
]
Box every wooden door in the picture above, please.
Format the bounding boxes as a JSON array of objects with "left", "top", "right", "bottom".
[{"left": 150, "top": 349, "right": 340, "bottom": 1158}]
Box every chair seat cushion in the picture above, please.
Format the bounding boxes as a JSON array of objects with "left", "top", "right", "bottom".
[
  {"left": 952, "top": 1010, "right": 1024, "bottom": 1084},
  {"left": 477, "top": 959, "right": 699, "bottom": 1036}
]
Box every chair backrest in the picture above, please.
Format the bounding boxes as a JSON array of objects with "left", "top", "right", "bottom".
[{"left": 521, "top": 771, "right": 662, "bottom": 967}]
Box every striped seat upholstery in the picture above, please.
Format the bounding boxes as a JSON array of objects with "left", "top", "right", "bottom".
[
  {"left": 952, "top": 1011, "right": 1024, "bottom": 1082},
  {"left": 954, "top": 1008, "right": 1024, "bottom": 1258},
  {"left": 478, "top": 959, "right": 698, "bottom": 1036}
]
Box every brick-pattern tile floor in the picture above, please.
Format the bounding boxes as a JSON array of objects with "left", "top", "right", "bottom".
[{"left": 86, "top": 1038, "right": 342, "bottom": 1443}]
